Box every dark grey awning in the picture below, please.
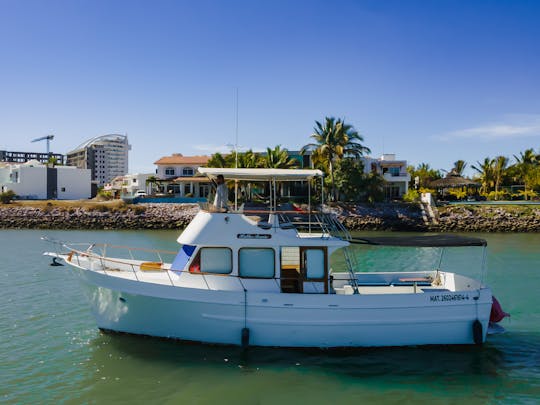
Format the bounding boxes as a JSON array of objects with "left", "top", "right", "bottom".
[{"left": 350, "top": 235, "right": 487, "bottom": 247}]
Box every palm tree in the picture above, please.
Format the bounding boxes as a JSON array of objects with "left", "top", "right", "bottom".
[
  {"left": 302, "top": 117, "right": 370, "bottom": 201},
  {"left": 261, "top": 145, "right": 298, "bottom": 169},
  {"left": 237, "top": 150, "right": 262, "bottom": 168},
  {"left": 452, "top": 160, "right": 467, "bottom": 176},
  {"left": 206, "top": 152, "right": 230, "bottom": 168},
  {"left": 407, "top": 163, "right": 441, "bottom": 189},
  {"left": 145, "top": 175, "right": 159, "bottom": 194},
  {"left": 513, "top": 148, "right": 537, "bottom": 166},
  {"left": 471, "top": 157, "right": 494, "bottom": 194},
  {"left": 512, "top": 148, "right": 539, "bottom": 196},
  {"left": 492, "top": 156, "right": 509, "bottom": 199}
]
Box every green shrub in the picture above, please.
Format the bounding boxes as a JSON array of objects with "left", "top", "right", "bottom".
[
  {"left": 97, "top": 189, "right": 113, "bottom": 201},
  {"left": 0, "top": 190, "right": 17, "bottom": 204},
  {"left": 513, "top": 190, "right": 538, "bottom": 200},
  {"left": 447, "top": 189, "right": 467, "bottom": 200},
  {"left": 402, "top": 189, "right": 420, "bottom": 202},
  {"left": 486, "top": 190, "right": 510, "bottom": 201}
]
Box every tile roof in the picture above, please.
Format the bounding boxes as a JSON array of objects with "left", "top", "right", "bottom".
[{"left": 154, "top": 154, "right": 210, "bottom": 165}]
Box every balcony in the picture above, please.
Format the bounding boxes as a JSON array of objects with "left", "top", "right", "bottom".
[{"left": 382, "top": 172, "right": 410, "bottom": 182}]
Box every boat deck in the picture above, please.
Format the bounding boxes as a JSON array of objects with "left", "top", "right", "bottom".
[{"left": 58, "top": 253, "right": 466, "bottom": 294}]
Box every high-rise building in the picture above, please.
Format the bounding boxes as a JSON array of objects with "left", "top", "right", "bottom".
[{"left": 66, "top": 134, "right": 131, "bottom": 187}]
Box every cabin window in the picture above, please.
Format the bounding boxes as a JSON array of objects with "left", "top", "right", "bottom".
[
  {"left": 239, "top": 248, "right": 274, "bottom": 278},
  {"left": 304, "top": 249, "right": 325, "bottom": 279},
  {"left": 199, "top": 248, "right": 232, "bottom": 274}
]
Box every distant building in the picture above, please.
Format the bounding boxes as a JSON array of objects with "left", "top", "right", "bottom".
[
  {"left": 154, "top": 153, "right": 211, "bottom": 198},
  {"left": 361, "top": 154, "right": 410, "bottom": 199},
  {"left": 0, "top": 160, "right": 91, "bottom": 200},
  {"left": 66, "top": 134, "right": 131, "bottom": 187},
  {"left": 285, "top": 150, "right": 312, "bottom": 168},
  {"left": 0, "top": 150, "right": 65, "bottom": 165},
  {"left": 104, "top": 173, "right": 153, "bottom": 197}
]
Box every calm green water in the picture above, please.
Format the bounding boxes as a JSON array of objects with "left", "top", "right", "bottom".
[{"left": 1, "top": 229, "right": 539, "bottom": 404}]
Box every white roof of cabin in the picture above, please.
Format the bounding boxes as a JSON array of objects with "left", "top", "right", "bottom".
[{"left": 198, "top": 167, "right": 323, "bottom": 181}]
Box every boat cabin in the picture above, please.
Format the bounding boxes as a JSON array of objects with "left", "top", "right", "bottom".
[{"left": 171, "top": 168, "right": 348, "bottom": 294}]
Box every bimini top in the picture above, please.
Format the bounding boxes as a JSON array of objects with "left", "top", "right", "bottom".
[
  {"left": 351, "top": 234, "right": 487, "bottom": 247},
  {"left": 198, "top": 167, "right": 324, "bottom": 181}
]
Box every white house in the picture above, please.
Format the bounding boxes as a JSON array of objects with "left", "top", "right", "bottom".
[
  {"left": 0, "top": 160, "right": 91, "bottom": 200},
  {"left": 104, "top": 173, "right": 153, "bottom": 197},
  {"left": 154, "top": 154, "right": 211, "bottom": 198},
  {"left": 361, "top": 154, "right": 410, "bottom": 199}
]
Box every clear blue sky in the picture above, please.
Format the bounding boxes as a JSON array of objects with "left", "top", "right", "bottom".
[{"left": 1, "top": 0, "right": 539, "bottom": 175}]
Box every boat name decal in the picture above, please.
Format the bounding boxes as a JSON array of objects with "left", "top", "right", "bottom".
[
  {"left": 237, "top": 233, "right": 272, "bottom": 239},
  {"left": 429, "top": 293, "right": 470, "bottom": 302}
]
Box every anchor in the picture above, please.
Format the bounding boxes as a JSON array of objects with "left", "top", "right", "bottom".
[{"left": 50, "top": 257, "right": 64, "bottom": 266}]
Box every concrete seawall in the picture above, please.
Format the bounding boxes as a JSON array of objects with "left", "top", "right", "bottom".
[{"left": 1, "top": 203, "right": 540, "bottom": 232}]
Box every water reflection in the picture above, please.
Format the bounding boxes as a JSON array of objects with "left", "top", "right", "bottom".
[{"left": 88, "top": 330, "right": 513, "bottom": 378}]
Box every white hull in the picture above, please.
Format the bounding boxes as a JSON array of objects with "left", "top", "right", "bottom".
[{"left": 76, "top": 267, "right": 492, "bottom": 348}]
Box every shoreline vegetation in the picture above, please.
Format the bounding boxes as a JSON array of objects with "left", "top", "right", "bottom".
[{"left": 1, "top": 200, "right": 539, "bottom": 232}]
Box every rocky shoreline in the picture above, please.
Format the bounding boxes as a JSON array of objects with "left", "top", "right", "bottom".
[
  {"left": 335, "top": 203, "right": 540, "bottom": 233},
  {"left": 1, "top": 202, "right": 540, "bottom": 232}
]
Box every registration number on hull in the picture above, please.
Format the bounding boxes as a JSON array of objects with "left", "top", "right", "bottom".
[{"left": 429, "top": 293, "right": 470, "bottom": 302}]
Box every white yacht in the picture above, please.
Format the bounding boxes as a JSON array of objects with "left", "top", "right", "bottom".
[{"left": 44, "top": 168, "right": 503, "bottom": 347}]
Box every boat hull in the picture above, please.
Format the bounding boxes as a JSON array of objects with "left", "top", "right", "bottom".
[{"left": 76, "top": 267, "right": 493, "bottom": 348}]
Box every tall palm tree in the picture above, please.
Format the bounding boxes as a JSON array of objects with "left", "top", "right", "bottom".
[
  {"left": 471, "top": 157, "right": 494, "bottom": 194},
  {"left": 206, "top": 152, "right": 230, "bottom": 168},
  {"left": 261, "top": 145, "right": 298, "bottom": 169},
  {"left": 513, "top": 148, "right": 537, "bottom": 166},
  {"left": 493, "top": 156, "right": 509, "bottom": 199},
  {"left": 452, "top": 160, "right": 467, "bottom": 176},
  {"left": 302, "top": 117, "right": 370, "bottom": 201},
  {"left": 236, "top": 150, "right": 261, "bottom": 168},
  {"left": 512, "top": 148, "right": 538, "bottom": 194},
  {"left": 407, "top": 163, "right": 441, "bottom": 189},
  {"left": 145, "top": 175, "right": 159, "bottom": 194}
]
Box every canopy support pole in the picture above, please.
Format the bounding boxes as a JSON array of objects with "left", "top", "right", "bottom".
[
  {"left": 321, "top": 176, "right": 324, "bottom": 207},
  {"left": 308, "top": 179, "right": 311, "bottom": 234},
  {"left": 234, "top": 180, "right": 238, "bottom": 211},
  {"left": 481, "top": 245, "right": 487, "bottom": 285}
]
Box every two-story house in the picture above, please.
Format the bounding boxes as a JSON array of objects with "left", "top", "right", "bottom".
[
  {"left": 362, "top": 154, "right": 410, "bottom": 199},
  {"left": 154, "top": 154, "right": 211, "bottom": 198}
]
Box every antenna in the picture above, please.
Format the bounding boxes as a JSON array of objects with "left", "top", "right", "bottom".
[
  {"left": 31, "top": 134, "right": 54, "bottom": 155},
  {"left": 234, "top": 88, "right": 239, "bottom": 211},
  {"left": 235, "top": 87, "right": 239, "bottom": 168}
]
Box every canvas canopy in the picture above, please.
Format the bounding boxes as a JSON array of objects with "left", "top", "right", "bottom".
[
  {"left": 198, "top": 167, "right": 324, "bottom": 181},
  {"left": 351, "top": 235, "right": 487, "bottom": 247}
]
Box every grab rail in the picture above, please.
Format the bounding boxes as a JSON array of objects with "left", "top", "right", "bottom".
[{"left": 47, "top": 241, "right": 365, "bottom": 291}]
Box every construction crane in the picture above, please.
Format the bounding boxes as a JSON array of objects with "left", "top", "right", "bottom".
[{"left": 31, "top": 134, "right": 54, "bottom": 155}]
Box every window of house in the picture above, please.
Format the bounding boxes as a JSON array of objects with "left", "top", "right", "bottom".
[
  {"left": 165, "top": 167, "right": 175, "bottom": 176},
  {"left": 182, "top": 167, "right": 194, "bottom": 176},
  {"left": 389, "top": 167, "right": 400, "bottom": 176},
  {"left": 61, "top": 187, "right": 66, "bottom": 192},
  {"left": 197, "top": 248, "right": 232, "bottom": 274},
  {"left": 239, "top": 248, "right": 274, "bottom": 278}
]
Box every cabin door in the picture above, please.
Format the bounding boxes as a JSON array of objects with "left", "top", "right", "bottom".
[
  {"left": 280, "top": 247, "right": 328, "bottom": 294},
  {"left": 300, "top": 247, "right": 328, "bottom": 294},
  {"left": 280, "top": 247, "right": 302, "bottom": 293}
]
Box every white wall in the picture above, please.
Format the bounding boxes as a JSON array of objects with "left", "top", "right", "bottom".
[
  {"left": 123, "top": 173, "right": 152, "bottom": 195},
  {"left": 57, "top": 167, "right": 91, "bottom": 199},
  {"left": 2, "top": 166, "right": 47, "bottom": 199}
]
